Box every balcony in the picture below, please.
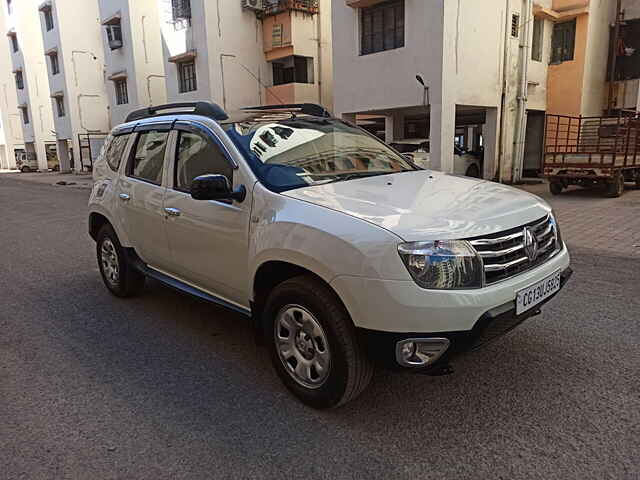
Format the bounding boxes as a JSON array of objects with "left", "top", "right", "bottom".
[{"left": 261, "top": 0, "right": 318, "bottom": 17}]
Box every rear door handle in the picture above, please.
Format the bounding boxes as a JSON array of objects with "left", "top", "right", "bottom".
[
  {"left": 164, "top": 207, "right": 181, "bottom": 217},
  {"left": 118, "top": 193, "right": 130, "bottom": 201}
]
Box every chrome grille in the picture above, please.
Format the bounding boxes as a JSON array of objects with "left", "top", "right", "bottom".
[{"left": 469, "top": 215, "right": 559, "bottom": 285}]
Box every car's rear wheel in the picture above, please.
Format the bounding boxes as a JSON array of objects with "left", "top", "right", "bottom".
[
  {"left": 606, "top": 172, "right": 625, "bottom": 198},
  {"left": 264, "top": 275, "right": 373, "bottom": 409},
  {"left": 549, "top": 182, "right": 563, "bottom": 195},
  {"left": 465, "top": 164, "right": 480, "bottom": 178},
  {"left": 96, "top": 224, "right": 145, "bottom": 297},
  {"left": 20, "top": 165, "right": 31, "bottom": 173}
]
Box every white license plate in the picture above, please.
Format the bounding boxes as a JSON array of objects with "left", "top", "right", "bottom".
[{"left": 516, "top": 270, "right": 562, "bottom": 315}]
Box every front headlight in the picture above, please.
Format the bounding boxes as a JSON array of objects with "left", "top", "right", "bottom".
[{"left": 397, "top": 240, "right": 484, "bottom": 290}]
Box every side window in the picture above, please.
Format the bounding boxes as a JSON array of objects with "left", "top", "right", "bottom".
[
  {"left": 128, "top": 131, "right": 169, "bottom": 185},
  {"left": 106, "top": 134, "right": 130, "bottom": 172},
  {"left": 174, "top": 130, "right": 233, "bottom": 192}
]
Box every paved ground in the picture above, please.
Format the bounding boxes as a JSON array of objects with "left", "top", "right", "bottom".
[
  {"left": 520, "top": 182, "right": 640, "bottom": 257},
  {"left": 1, "top": 174, "right": 638, "bottom": 479}
]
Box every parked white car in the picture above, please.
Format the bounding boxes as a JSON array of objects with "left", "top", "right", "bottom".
[
  {"left": 390, "top": 139, "right": 482, "bottom": 177},
  {"left": 89, "top": 102, "right": 572, "bottom": 408}
]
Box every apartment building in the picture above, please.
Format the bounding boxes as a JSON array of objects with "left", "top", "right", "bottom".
[
  {"left": 158, "top": 0, "right": 332, "bottom": 112},
  {"left": 608, "top": 0, "right": 640, "bottom": 114},
  {"left": 332, "top": 0, "right": 631, "bottom": 182},
  {"left": 0, "top": 6, "right": 23, "bottom": 170},
  {"left": 2, "top": 0, "right": 56, "bottom": 171},
  {"left": 98, "top": 0, "right": 167, "bottom": 126},
  {"left": 37, "top": 0, "right": 110, "bottom": 172}
]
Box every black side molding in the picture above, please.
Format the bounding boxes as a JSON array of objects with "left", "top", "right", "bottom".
[{"left": 126, "top": 249, "right": 251, "bottom": 318}]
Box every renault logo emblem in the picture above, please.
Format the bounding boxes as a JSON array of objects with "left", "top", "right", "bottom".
[{"left": 523, "top": 227, "right": 538, "bottom": 261}]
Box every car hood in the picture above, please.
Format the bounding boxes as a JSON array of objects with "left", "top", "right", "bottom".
[{"left": 282, "top": 170, "right": 551, "bottom": 241}]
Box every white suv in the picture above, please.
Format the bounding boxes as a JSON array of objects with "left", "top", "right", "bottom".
[{"left": 89, "top": 102, "right": 572, "bottom": 408}]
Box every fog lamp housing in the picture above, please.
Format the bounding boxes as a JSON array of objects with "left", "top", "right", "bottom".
[{"left": 395, "top": 338, "right": 451, "bottom": 368}]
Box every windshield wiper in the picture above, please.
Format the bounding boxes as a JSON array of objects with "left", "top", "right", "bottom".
[{"left": 329, "top": 171, "right": 395, "bottom": 183}]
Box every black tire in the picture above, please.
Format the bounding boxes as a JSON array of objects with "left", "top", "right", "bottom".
[
  {"left": 606, "top": 173, "right": 624, "bottom": 198},
  {"left": 264, "top": 275, "right": 373, "bottom": 409},
  {"left": 465, "top": 164, "right": 481, "bottom": 178},
  {"left": 549, "top": 182, "right": 563, "bottom": 195},
  {"left": 20, "top": 166, "right": 31, "bottom": 173},
  {"left": 96, "top": 224, "right": 145, "bottom": 297}
]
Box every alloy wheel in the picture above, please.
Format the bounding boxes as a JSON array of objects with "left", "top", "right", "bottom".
[
  {"left": 274, "top": 305, "right": 331, "bottom": 389},
  {"left": 100, "top": 238, "right": 120, "bottom": 286}
]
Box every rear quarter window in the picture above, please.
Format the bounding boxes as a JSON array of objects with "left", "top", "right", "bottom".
[{"left": 105, "top": 134, "right": 131, "bottom": 172}]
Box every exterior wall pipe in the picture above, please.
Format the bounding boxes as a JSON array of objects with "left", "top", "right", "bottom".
[{"left": 513, "top": 0, "right": 532, "bottom": 183}]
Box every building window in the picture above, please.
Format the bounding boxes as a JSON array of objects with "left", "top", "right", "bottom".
[
  {"left": 106, "top": 24, "right": 122, "bottom": 50},
  {"left": 10, "top": 34, "right": 18, "bottom": 53},
  {"left": 178, "top": 61, "right": 197, "bottom": 93},
  {"left": 361, "top": 0, "right": 404, "bottom": 56},
  {"left": 172, "top": 0, "right": 191, "bottom": 21},
  {"left": 55, "top": 96, "right": 65, "bottom": 117},
  {"left": 44, "top": 9, "right": 54, "bottom": 31},
  {"left": 272, "top": 56, "right": 314, "bottom": 85},
  {"left": 21, "top": 108, "right": 29, "bottom": 125},
  {"left": 15, "top": 70, "right": 23, "bottom": 90},
  {"left": 114, "top": 78, "right": 128, "bottom": 105},
  {"left": 511, "top": 14, "right": 520, "bottom": 38},
  {"left": 551, "top": 19, "right": 576, "bottom": 64},
  {"left": 50, "top": 53, "right": 60, "bottom": 75},
  {"left": 532, "top": 18, "right": 543, "bottom": 61}
]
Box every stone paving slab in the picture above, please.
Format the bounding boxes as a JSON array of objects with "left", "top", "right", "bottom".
[{"left": 518, "top": 182, "right": 640, "bottom": 258}]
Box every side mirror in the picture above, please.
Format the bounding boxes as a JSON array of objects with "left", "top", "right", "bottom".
[{"left": 190, "top": 174, "right": 246, "bottom": 202}]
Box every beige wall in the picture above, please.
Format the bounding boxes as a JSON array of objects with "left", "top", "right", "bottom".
[{"left": 580, "top": 0, "right": 612, "bottom": 116}]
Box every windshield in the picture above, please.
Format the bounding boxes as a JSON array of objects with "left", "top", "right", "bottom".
[{"left": 224, "top": 116, "right": 417, "bottom": 192}]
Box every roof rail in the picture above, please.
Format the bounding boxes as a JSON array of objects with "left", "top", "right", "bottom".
[
  {"left": 241, "top": 103, "right": 331, "bottom": 118},
  {"left": 125, "top": 101, "right": 228, "bottom": 123}
]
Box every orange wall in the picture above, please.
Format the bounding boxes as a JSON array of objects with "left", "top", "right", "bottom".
[
  {"left": 262, "top": 13, "right": 293, "bottom": 56},
  {"left": 546, "top": 14, "right": 589, "bottom": 116},
  {"left": 552, "top": 0, "right": 588, "bottom": 10},
  {"left": 265, "top": 84, "right": 296, "bottom": 105}
]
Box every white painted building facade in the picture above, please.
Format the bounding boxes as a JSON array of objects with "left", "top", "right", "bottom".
[
  {"left": 0, "top": 6, "right": 23, "bottom": 170},
  {"left": 2, "top": 0, "right": 56, "bottom": 171},
  {"left": 332, "top": 0, "right": 554, "bottom": 182},
  {"left": 98, "top": 0, "right": 167, "bottom": 126},
  {"left": 38, "top": 0, "right": 110, "bottom": 172},
  {"left": 157, "top": 0, "right": 332, "bottom": 113}
]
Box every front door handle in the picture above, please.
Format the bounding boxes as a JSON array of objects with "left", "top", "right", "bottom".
[
  {"left": 164, "top": 207, "right": 181, "bottom": 217},
  {"left": 118, "top": 193, "right": 130, "bottom": 201}
]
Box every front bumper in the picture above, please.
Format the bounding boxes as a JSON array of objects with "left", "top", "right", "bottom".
[{"left": 359, "top": 266, "right": 573, "bottom": 370}]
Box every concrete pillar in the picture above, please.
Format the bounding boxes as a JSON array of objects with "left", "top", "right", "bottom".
[
  {"left": 429, "top": 102, "right": 456, "bottom": 173},
  {"left": 429, "top": 2, "right": 457, "bottom": 173},
  {"left": 465, "top": 126, "right": 474, "bottom": 150},
  {"left": 34, "top": 141, "right": 49, "bottom": 171},
  {"left": 0, "top": 145, "right": 6, "bottom": 170},
  {"left": 483, "top": 107, "right": 501, "bottom": 180},
  {"left": 384, "top": 111, "right": 405, "bottom": 143},
  {"left": 57, "top": 139, "right": 71, "bottom": 173}
]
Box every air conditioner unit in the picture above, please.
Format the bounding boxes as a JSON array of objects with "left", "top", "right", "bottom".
[{"left": 241, "top": 0, "right": 264, "bottom": 12}]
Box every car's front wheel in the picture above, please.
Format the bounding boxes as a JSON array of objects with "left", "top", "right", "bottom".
[
  {"left": 264, "top": 275, "right": 373, "bottom": 409},
  {"left": 96, "top": 224, "right": 145, "bottom": 297}
]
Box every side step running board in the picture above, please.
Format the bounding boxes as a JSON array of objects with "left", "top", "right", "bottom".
[{"left": 126, "top": 249, "right": 252, "bottom": 318}]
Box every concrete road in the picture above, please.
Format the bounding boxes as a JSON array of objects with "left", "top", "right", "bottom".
[{"left": 1, "top": 174, "right": 638, "bottom": 479}]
